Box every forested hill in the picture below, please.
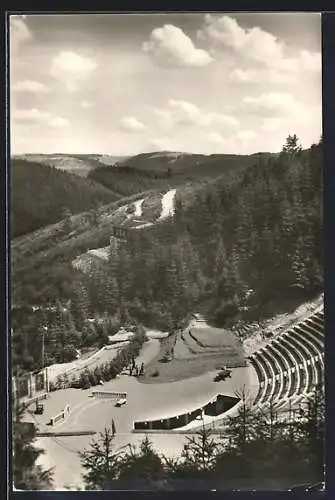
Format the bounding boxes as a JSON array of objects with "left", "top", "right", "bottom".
[
  {"left": 87, "top": 151, "right": 262, "bottom": 197},
  {"left": 12, "top": 136, "right": 322, "bottom": 372},
  {"left": 81, "top": 138, "right": 322, "bottom": 329},
  {"left": 11, "top": 159, "right": 120, "bottom": 238}
]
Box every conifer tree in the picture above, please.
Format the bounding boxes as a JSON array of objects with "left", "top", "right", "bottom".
[
  {"left": 80, "top": 427, "right": 122, "bottom": 489},
  {"left": 117, "top": 436, "right": 166, "bottom": 489},
  {"left": 282, "top": 134, "right": 302, "bottom": 156},
  {"left": 13, "top": 395, "right": 54, "bottom": 490}
]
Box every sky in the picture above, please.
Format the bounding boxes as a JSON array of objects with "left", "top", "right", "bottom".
[{"left": 9, "top": 13, "right": 322, "bottom": 155}]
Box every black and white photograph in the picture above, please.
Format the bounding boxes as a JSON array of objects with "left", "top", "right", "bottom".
[{"left": 10, "top": 12, "right": 324, "bottom": 491}]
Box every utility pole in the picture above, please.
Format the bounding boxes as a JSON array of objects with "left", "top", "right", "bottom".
[{"left": 42, "top": 326, "right": 48, "bottom": 369}]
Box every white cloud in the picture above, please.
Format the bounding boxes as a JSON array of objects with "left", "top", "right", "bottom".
[
  {"left": 237, "top": 130, "right": 257, "bottom": 141},
  {"left": 167, "top": 99, "right": 200, "bottom": 123},
  {"left": 261, "top": 117, "right": 286, "bottom": 133},
  {"left": 119, "top": 116, "right": 145, "bottom": 132},
  {"left": 50, "top": 51, "right": 98, "bottom": 91},
  {"left": 207, "top": 129, "right": 257, "bottom": 152},
  {"left": 298, "top": 50, "right": 321, "bottom": 72},
  {"left": 12, "top": 79, "right": 48, "bottom": 93},
  {"left": 242, "top": 92, "right": 305, "bottom": 117},
  {"left": 207, "top": 131, "right": 226, "bottom": 145},
  {"left": 198, "top": 15, "right": 321, "bottom": 77},
  {"left": 49, "top": 116, "right": 70, "bottom": 128},
  {"left": 260, "top": 102, "right": 320, "bottom": 133},
  {"left": 155, "top": 99, "right": 238, "bottom": 128},
  {"left": 10, "top": 15, "right": 32, "bottom": 55},
  {"left": 229, "top": 68, "right": 298, "bottom": 85},
  {"left": 154, "top": 108, "right": 174, "bottom": 127},
  {"left": 12, "top": 108, "right": 51, "bottom": 123},
  {"left": 12, "top": 108, "right": 70, "bottom": 129},
  {"left": 80, "top": 100, "right": 93, "bottom": 109},
  {"left": 199, "top": 111, "right": 239, "bottom": 127},
  {"left": 142, "top": 24, "right": 214, "bottom": 68},
  {"left": 198, "top": 15, "right": 284, "bottom": 64},
  {"left": 148, "top": 137, "right": 170, "bottom": 150}
]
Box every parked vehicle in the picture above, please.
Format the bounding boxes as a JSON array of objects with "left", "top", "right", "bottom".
[
  {"left": 214, "top": 367, "right": 232, "bottom": 382},
  {"left": 115, "top": 398, "right": 127, "bottom": 407},
  {"left": 35, "top": 403, "right": 44, "bottom": 415}
]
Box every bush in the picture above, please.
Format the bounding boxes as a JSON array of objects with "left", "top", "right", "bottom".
[
  {"left": 49, "top": 381, "right": 56, "bottom": 392},
  {"left": 94, "top": 366, "right": 103, "bottom": 382},
  {"left": 211, "top": 299, "right": 239, "bottom": 327},
  {"left": 67, "top": 323, "right": 148, "bottom": 391},
  {"left": 79, "top": 372, "right": 91, "bottom": 389},
  {"left": 55, "top": 375, "right": 65, "bottom": 390},
  {"left": 63, "top": 345, "right": 77, "bottom": 363},
  {"left": 70, "top": 376, "right": 81, "bottom": 389},
  {"left": 87, "top": 371, "right": 98, "bottom": 387}
]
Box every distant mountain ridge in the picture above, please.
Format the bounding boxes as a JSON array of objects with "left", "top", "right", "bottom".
[
  {"left": 11, "top": 150, "right": 277, "bottom": 238},
  {"left": 12, "top": 153, "right": 130, "bottom": 177},
  {"left": 88, "top": 150, "right": 266, "bottom": 197}
]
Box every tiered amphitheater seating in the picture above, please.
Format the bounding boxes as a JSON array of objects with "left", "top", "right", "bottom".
[{"left": 249, "top": 308, "right": 324, "bottom": 411}]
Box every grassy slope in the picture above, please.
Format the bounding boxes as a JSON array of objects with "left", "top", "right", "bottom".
[{"left": 140, "top": 314, "right": 246, "bottom": 383}]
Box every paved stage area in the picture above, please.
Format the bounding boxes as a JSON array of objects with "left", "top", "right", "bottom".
[
  {"left": 24, "top": 333, "right": 259, "bottom": 489},
  {"left": 31, "top": 362, "right": 258, "bottom": 489}
]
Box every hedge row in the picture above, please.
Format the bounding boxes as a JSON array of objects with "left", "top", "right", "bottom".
[{"left": 49, "top": 326, "right": 147, "bottom": 391}]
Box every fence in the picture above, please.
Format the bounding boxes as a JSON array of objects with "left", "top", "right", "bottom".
[
  {"left": 14, "top": 367, "right": 49, "bottom": 400},
  {"left": 35, "top": 372, "right": 45, "bottom": 392},
  {"left": 91, "top": 391, "right": 127, "bottom": 400},
  {"left": 37, "top": 430, "right": 96, "bottom": 437},
  {"left": 133, "top": 395, "right": 239, "bottom": 432},
  {"left": 17, "top": 377, "right": 29, "bottom": 398},
  {"left": 23, "top": 392, "right": 48, "bottom": 409},
  {"left": 49, "top": 404, "right": 71, "bottom": 426}
]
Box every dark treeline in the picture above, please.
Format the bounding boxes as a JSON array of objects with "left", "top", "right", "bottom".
[
  {"left": 88, "top": 153, "right": 255, "bottom": 197},
  {"left": 11, "top": 159, "right": 120, "bottom": 237},
  {"left": 88, "top": 165, "right": 174, "bottom": 196},
  {"left": 11, "top": 136, "right": 322, "bottom": 372}
]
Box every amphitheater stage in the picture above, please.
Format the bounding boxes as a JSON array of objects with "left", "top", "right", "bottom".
[{"left": 30, "top": 363, "right": 257, "bottom": 489}]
